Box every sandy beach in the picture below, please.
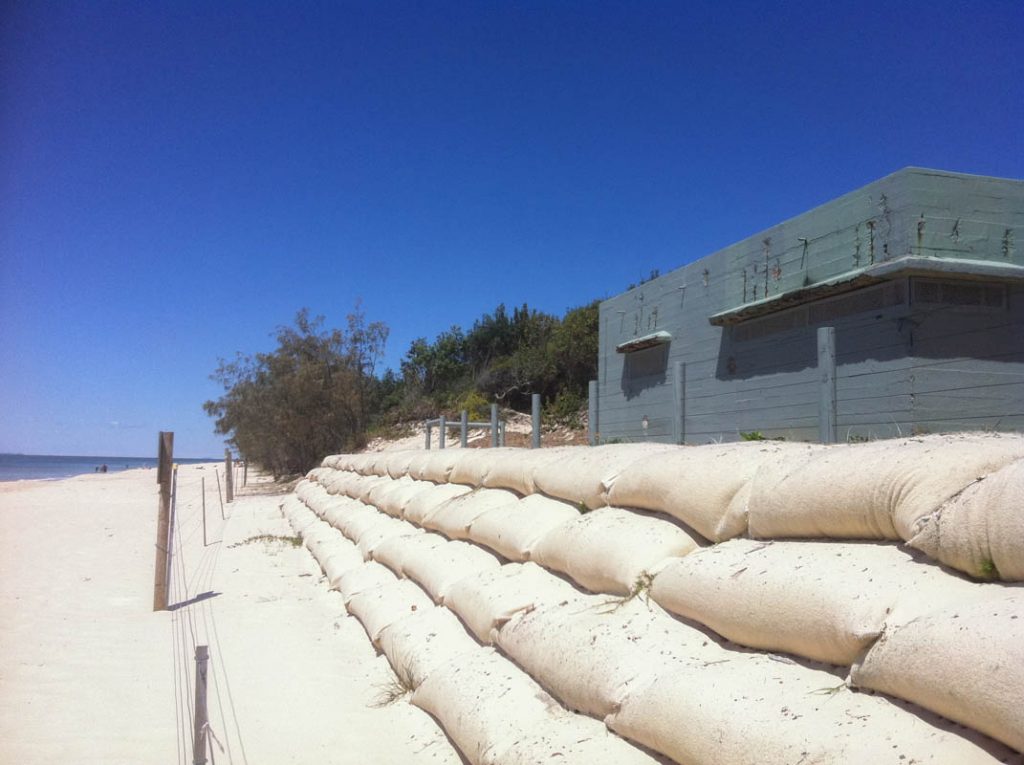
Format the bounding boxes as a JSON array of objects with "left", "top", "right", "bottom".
[{"left": 0, "top": 464, "right": 461, "bottom": 764}]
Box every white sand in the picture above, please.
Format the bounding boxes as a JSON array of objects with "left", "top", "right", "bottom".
[{"left": 0, "top": 464, "right": 461, "bottom": 764}]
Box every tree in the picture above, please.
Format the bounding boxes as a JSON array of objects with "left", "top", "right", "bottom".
[{"left": 203, "top": 308, "right": 388, "bottom": 477}]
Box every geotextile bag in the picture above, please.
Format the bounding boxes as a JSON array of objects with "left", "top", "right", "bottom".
[
  {"left": 447, "top": 448, "right": 510, "bottom": 487},
  {"left": 747, "top": 433, "right": 1024, "bottom": 541},
  {"left": 649, "top": 539, "right": 987, "bottom": 665},
  {"left": 403, "top": 482, "right": 473, "bottom": 525},
  {"left": 330, "top": 500, "right": 386, "bottom": 542},
  {"left": 851, "top": 592, "right": 1024, "bottom": 752},
  {"left": 345, "top": 579, "right": 434, "bottom": 645},
  {"left": 485, "top": 715, "right": 662, "bottom": 765},
  {"left": 532, "top": 444, "right": 677, "bottom": 510},
  {"left": 907, "top": 459, "right": 1024, "bottom": 581},
  {"left": 607, "top": 649, "right": 1015, "bottom": 765},
  {"left": 335, "top": 561, "right": 397, "bottom": 603},
  {"left": 371, "top": 532, "right": 449, "bottom": 577},
  {"left": 422, "top": 488, "right": 520, "bottom": 540},
  {"left": 410, "top": 648, "right": 567, "bottom": 765},
  {"left": 444, "top": 562, "right": 583, "bottom": 644},
  {"left": 468, "top": 494, "right": 580, "bottom": 561},
  {"left": 399, "top": 539, "right": 502, "bottom": 603},
  {"left": 415, "top": 450, "right": 462, "bottom": 483},
  {"left": 480, "top": 447, "right": 574, "bottom": 495},
  {"left": 529, "top": 507, "right": 701, "bottom": 595},
  {"left": 374, "top": 479, "right": 436, "bottom": 519},
  {"left": 607, "top": 442, "right": 819, "bottom": 541},
  {"left": 282, "top": 497, "right": 319, "bottom": 534},
  {"left": 319, "top": 544, "right": 365, "bottom": 589},
  {"left": 354, "top": 516, "right": 424, "bottom": 559},
  {"left": 377, "top": 606, "right": 481, "bottom": 689},
  {"left": 495, "top": 596, "right": 713, "bottom": 719},
  {"left": 384, "top": 450, "right": 420, "bottom": 479}
]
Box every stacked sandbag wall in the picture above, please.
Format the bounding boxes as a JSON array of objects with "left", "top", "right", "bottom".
[{"left": 281, "top": 433, "right": 1024, "bottom": 764}]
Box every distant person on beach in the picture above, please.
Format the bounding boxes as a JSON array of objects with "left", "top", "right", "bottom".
[{"left": 100, "top": 464, "right": 108, "bottom": 473}]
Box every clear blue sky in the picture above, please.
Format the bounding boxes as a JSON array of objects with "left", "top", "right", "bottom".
[{"left": 2, "top": 1, "right": 1021, "bottom": 458}]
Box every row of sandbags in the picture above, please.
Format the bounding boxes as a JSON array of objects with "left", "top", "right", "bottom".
[
  {"left": 321, "top": 433, "right": 1024, "bottom": 581},
  {"left": 281, "top": 494, "right": 663, "bottom": 765},
  {"left": 287, "top": 473, "right": 1024, "bottom": 761}
]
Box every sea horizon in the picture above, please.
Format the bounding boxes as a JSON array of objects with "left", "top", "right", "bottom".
[{"left": 0, "top": 453, "right": 221, "bottom": 482}]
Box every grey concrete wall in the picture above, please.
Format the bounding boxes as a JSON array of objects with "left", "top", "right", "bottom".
[{"left": 597, "top": 168, "right": 1024, "bottom": 444}]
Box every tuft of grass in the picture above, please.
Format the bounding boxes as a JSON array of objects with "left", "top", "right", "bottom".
[
  {"left": 740, "top": 431, "right": 766, "bottom": 441},
  {"left": 370, "top": 666, "right": 415, "bottom": 708},
  {"left": 576, "top": 500, "right": 592, "bottom": 514},
  {"left": 229, "top": 534, "right": 302, "bottom": 549},
  {"left": 809, "top": 683, "right": 846, "bottom": 696},
  {"left": 979, "top": 558, "right": 1000, "bottom": 580},
  {"left": 598, "top": 572, "right": 655, "bottom": 613}
]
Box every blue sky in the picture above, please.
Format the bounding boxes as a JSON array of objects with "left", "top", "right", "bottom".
[{"left": 2, "top": 1, "right": 1022, "bottom": 457}]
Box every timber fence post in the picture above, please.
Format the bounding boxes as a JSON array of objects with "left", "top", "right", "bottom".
[
  {"left": 818, "top": 326, "right": 837, "bottom": 444},
  {"left": 531, "top": 394, "right": 541, "bottom": 449},
  {"left": 153, "top": 431, "right": 174, "bottom": 611},
  {"left": 224, "top": 449, "right": 233, "bottom": 503},
  {"left": 215, "top": 469, "right": 225, "bottom": 520},
  {"left": 439, "top": 415, "right": 447, "bottom": 449},
  {"left": 192, "top": 645, "right": 210, "bottom": 765},
  {"left": 201, "top": 476, "right": 207, "bottom": 547},
  {"left": 490, "top": 404, "right": 499, "bottom": 448},
  {"left": 673, "top": 361, "right": 686, "bottom": 445},
  {"left": 588, "top": 380, "right": 598, "bottom": 446},
  {"left": 460, "top": 410, "right": 468, "bottom": 448}
]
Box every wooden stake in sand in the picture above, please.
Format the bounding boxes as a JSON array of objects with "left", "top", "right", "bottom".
[
  {"left": 201, "top": 476, "right": 207, "bottom": 547},
  {"left": 224, "top": 449, "right": 234, "bottom": 503},
  {"left": 153, "top": 431, "right": 174, "bottom": 611},
  {"left": 215, "top": 469, "right": 225, "bottom": 520},
  {"left": 192, "top": 645, "right": 210, "bottom": 765}
]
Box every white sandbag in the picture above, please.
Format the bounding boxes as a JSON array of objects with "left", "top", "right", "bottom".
[
  {"left": 282, "top": 497, "right": 319, "bottom": 534},
  {"left": 479, "top": 448, "right": 572, "bottom": 495},
  {"left": 399, "top": 539, "right": 502, "bottom": 603},
  {"left": 355, "top": 516, "right": 425, "bottom": 559},
  {"left": 335, "top": 561, "right": 397, "bottom": 603},
  {"left": 748, "top": 433, "right": 1024, "bottom": 541},
  {"left": 495, "top": 596, "right": 713, "bottom": 718},
  {"left": 350, "top": 474, "right": 392, "bottom": 504},
  {"left": 320, "top": 544, "right": 366, "bottom": 589},
  {"left": 608, "top": 649, "right": 1015, "bottom": 765},
  {"left": 374, "top": 479, "right": 436, "bottom": 519},
  {"left": 306, "top": 466, "right": 332, "bottom": 483},
  {"left": 362, "top": 451, "right": 391, "bottom": 476},
  {"left": 403, "top": 482, "right": 473, "bottom": 525},
  {"left": 363, "top": 475, "right": 412, "bottom": 514},
  {"left": 487, "top": 714, "right": 662, "bottom": 765},
  {"left": 608, "top": 441, "right": 821, "bottom": 541},
  {"left": 377, "top": 606, "right": 481, "bottom": 689},
  {"left": 468, "top": 494, "right": 580, "bottom": 561},
  {"left": 410, "top": 450, "right": 461, "bottom": 483},
  {"left": 346, "top": 579, "right": 434, "bottom": 645},
  {"left": 530, "top": 507, "right": 701, "bottom": 595},
  {"left": 422, "top": 488, "right": 520, "bottom": 540},
  {"left": 908, "top": 459, "right": 1024, "bottom": 581},
  {"left": 320, "top": 454, "right": 343, "bottom": 470},
  {"left": 650, "top": 539, "right": 988, "bottom": 665},
  {"left": 532, "top": 443, "right": 677, "bottom": 510},
  {"left": 410, "top": 648, "right": 566, "bottom": 765},
  {"left": 852, "top": 591, "right": 1024, "bottom": 752},
  {"left": 320, "top": 469, "right": 362, "bottom": 496},
  {"left": 321, "top": 497, "right": 363, "bottom": 530},
  {"left": 371, "top": 532, "right": 449, "bottom": 577},
  {"left": 304, "top": 489, "right": 350, "bottom": 519},
  {"left": 447, "top": 448, "right": 503, "bottom": 487},
  {"left": 329, "top": 500, "right": 386, "bottom": 542},
  {"left": 381, "top": 449, "right": 418, "bottom": 479},
  {"left": 294, "top": 478, "right": 320, "bottom": 505},
  {"left": 444, "top": 562, "right": 583, "bottom": 644}
]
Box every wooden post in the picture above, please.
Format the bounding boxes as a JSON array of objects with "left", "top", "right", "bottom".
[
  {"left": 439, "top": 415, "right": 447, "bottom": 449},
  {"left": 673, "top": 361, "right": 686, "bottom": 445},
  {"left": 531, "top": 394, "right": 541, "bottom": 449},
  {"left": 243, "top": 459, "right": 248, "bottom": 487},
  {"left": 201, "top": 475, "right": 208, "bottom": 547},
  {"left": 153, "top": 431, "right": 174, "bottom": 611},
  {"left": 588, "top": 380, "right": 598, "bottom": 446},
  {"left": 490, "top": 404, "right": 499, "bottom": 448},
  {"left": 460, "top": 410, "right": 468, "bottom": 448},
  {"left": 224, "top": 449, "right": 234, "bottom": 503},
  {"left": 818, "top": 326, "right": 837, "bottom": 444},
  {"left": 192, "top": 645, "right": 210, "bottom": 765},
  {"left": 215, "top": 469, "right": 225, "bottom": 520}
]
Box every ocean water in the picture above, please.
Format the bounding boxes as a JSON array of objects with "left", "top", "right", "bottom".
[{"left": 0, "top": 454, "right": 218, "bottom": 482}]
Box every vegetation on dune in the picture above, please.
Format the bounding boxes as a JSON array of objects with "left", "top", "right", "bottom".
[{"left": 205, "top": 299, "right": 599, "bottom": 475}]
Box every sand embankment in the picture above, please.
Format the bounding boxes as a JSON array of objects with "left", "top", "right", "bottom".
[{"left": 0, "top": 465, "right": 460, "bottom": 764}]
